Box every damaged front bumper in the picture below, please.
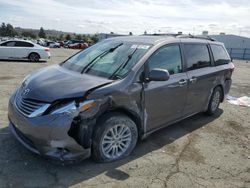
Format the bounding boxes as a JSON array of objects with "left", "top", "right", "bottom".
[{"left": 8, "top": 95, "right": 91, "bottom": 162}]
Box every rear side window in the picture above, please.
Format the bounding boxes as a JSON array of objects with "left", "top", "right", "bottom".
[
  {"left": 210, "top": 44, "right": 230, "bottom": 65},
  {"left": 15, "top": 41, "right": 34, "bottom": 47},
  {"left": 184, "top": 44, "right": 211, "bottom": 70},
  {"left": 147, "top": 45, "right": 182, "bottom": 75}
]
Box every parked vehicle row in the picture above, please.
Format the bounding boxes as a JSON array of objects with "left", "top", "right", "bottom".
[
  {"left": 46, "top": 41, "right": 60, "bottom": 48},
  {"left": 68, "top": 42, "right": 88, "bottom": 49},
  {"left": 37, "top": 39, "right": 61, "bottom": 48},
  {"left": 37, "top": 39, "right": 89, "bottom": 49},
  {"left": 8, "top": 35, "right": 234, "bottom": 163},
  {"left": 64, "top": 40, "right": 89, "bottom": 49}
]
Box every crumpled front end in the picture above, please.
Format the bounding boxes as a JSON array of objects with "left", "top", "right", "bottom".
[{"left": 8, "top": 91, "right": 92, "bottom": 162}]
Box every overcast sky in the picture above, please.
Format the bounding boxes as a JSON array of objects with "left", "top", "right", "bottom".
[{"left": 1, "top": 0, "right": 250, "bottom": 37}]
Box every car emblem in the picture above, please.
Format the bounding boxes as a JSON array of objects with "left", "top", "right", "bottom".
[{"left": 23, "top": 88, "right": 30, "bottom": 96}]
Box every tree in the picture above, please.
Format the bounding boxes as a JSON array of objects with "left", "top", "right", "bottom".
[
  {"left": 48, "top": 35, "right": 56, "bottom": 40},
  {"left": 22, "top": 31, "right": 37, "bottom": 39},
  {"left": 6, "top": 23, "right": 16, "bottom": 37},
  {"left": 82, "top": 34, "right": 89, "bottom": 42},
  {"left": 38, "top": 27, "right": 46, "bottom": 38},
  {"left": 91, "top": 34, "right": 98, "bottom": 43},
  {"left": 0, "top": 23, "right": 7, "bottom": 36},
  {"left": 65, "top": 34, "right": 71, "bottom": 40},
  {"left": 144, "top": 30, "right": 147, "bottom": 35},
  {"left": 0, "top": 23, "right": 16, "bottom": 37},
  {"left": 76, "top": 34, "right": 82, "bottom": 40},
  {"left": 129, "top": 32, "right": 133, "bottom": 35},
  {"left": 59, "top": 34, "right": 64, "bottom": 41}
]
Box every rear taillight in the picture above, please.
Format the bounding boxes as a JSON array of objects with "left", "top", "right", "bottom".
[
  {"left": 45, "top": 48, "right": 49, "bottom": 52},
  {"left": 227, "top": 63, "right": 235, "bottom": 78}
]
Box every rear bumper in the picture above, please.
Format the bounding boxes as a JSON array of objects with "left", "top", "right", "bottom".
[
  {"left": 39, "top": 51, "right": 50, "bottom": 60},
  {"left": 8, "top": 94, "right": 91, "bottom": 162}
]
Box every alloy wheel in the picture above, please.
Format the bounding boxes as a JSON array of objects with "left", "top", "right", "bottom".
[
  {"left": 211, "top": 91, "right": 220, "bottom": 112},
  {"left": 30, "top": 53, "right": 39, "bottom": 62},
  {"left": 101, "top": 124, "right": 132, "bottom": 159}
]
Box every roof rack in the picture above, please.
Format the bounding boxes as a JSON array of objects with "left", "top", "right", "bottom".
[
  {"left": 143, "top": 33, "right": 178, "bottom": 37},
  {"left": 176, "top": 34, "right": 217, "bottom": 41}
]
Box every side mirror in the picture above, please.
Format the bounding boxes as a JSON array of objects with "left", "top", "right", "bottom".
[{"left": 148, "top": 69, "right": 170, "bottom": 81}]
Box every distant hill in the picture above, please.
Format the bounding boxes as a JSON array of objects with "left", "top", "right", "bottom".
[
  {"left": 15, "top": 27, "right": 78, "bottom": 39},
  {"left": 11, "top": 26, "right": 98, "bottom": 42}
]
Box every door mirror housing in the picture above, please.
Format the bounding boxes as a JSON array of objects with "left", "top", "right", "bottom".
[{"left": 148, "top": 69, "right": 170, "bottom": 81}]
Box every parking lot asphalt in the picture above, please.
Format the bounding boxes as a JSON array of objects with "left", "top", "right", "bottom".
[{"left": 0, "top": 49, "right": 249, "bottom": 188}]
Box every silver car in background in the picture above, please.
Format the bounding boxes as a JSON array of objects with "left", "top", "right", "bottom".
[{"left": 0, "top": 40, "right": 50, "bottom": 62}]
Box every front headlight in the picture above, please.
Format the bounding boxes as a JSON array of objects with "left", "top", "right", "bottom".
[
  {"left": 21, "top": 74, "right": 31, "bottom": 88},
  {"left": 51, "top": 100, "right": 95, "bottom": 115},
  {"left": 22, "top": 74, "right": 30, "bottom": 83}
]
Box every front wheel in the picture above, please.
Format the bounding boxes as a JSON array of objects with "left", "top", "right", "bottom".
[
  {"left": 205, "top": 87, "right": 222, "bottom": 115},
  {"left": 92, "top": 113, "right": 138, "bottom": 162}
]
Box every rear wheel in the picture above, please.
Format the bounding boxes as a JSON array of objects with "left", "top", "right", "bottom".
[
  {"left": 29, "top": 53, "right": 40, "bottom": 62},
  {"left": 205, "top": 87, "right": 222, "bottom": 115},
  {"left": 92, "top": 113, "right": 138, "bottom": 162}
]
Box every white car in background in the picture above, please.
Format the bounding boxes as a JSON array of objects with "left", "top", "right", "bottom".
[
  {"left": 0, "top": 40, "right": 50, "bottom": 62},
  {"left": 47, "top": 41, "right": 60, "bottom": 48}
]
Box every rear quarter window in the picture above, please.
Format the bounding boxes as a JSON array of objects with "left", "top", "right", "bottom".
[
  {"left": 15, "top": 41, "right": 34, "bottom": 47},
  {"left": 210, "top": 44, "right": 230, "bottom": 66},
  {"left": 184, "top": 44, "right": 211, "bottom": 70}
]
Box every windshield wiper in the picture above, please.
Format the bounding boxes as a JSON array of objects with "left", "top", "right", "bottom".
[
  {"left": 81, "top": 43, "right": 123, "bottom": 74},
  {"left": 109, "top": 47, "right": 138, "bottom": 79}
]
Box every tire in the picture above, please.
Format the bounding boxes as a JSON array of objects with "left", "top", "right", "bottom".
[
  {"left": 91, "top": 113, "right": 138, "bottom": 162},
  {"left": 29, "top": 52, "right": 40, "bottom": 62},
  {"left": 205, "top": 86, "right": 222, "bottom": 115}
]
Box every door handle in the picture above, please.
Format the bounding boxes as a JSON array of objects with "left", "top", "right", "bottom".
[
  {"left": 189, "top": 77, "right": 197, "bottom": 83},
  {"left": 179, "top": 79, "right": 187, "bottom": 86}
]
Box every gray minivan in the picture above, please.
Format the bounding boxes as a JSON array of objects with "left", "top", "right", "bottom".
[{"left": 8, "top": 36, "right": 234, "bottom": 162}]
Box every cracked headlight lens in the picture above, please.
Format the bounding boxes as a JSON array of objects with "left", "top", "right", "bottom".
[
  {"left": 51, "top": 100, "right": 95, "bottom": 115},
  {"left": 22, "top": 74, "right": 30, "bottom": 83}
]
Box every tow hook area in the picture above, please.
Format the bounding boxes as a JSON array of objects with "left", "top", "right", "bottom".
[
  {"left": 49, "top": 141, "right": 71, "bottom": 159},
  {"left": 57, "top": 148, "right": 70, "bottom": 161},
  {"left": 46, "top": 137, "right": 91, "bottom": 162}
]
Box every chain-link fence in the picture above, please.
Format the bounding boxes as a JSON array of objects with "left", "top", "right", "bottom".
[{"left": 227, "top": 48, "right": 250, "bottom": 60}]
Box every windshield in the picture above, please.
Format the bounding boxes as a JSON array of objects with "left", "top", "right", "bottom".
[{"left": 60, "top": 40, "right": 151, "bottom": 79}]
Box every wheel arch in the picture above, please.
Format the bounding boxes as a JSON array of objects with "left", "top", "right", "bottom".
[
  {"left": 73, "top": 106, "right": 143, "bottom": 149},
  {"left": 205, "top": 84, "right": 224, "bottom": 112},
  {"left": 97, "top": 107, "right": 143, "bottom": 137},
  {"left": 28, "top": 52, "right": 41, "bottom": 59},
  {"left": 215, "top": 84, "right": 224, "bottom": 102}
]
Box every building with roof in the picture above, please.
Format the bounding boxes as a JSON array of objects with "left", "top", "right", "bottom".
[
  {"left": 97, "top": 33, "right": 127, "bottom": 41},
  {"left": 209, "top": 34, "right": 250, "bottom": 60},
  {"left": 97, "top": 32, "right": 250, "bottom": 60}
]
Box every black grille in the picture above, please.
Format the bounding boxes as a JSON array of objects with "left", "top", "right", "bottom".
[{"left": 15, "top": 90, "right": 47, "bottom": 117}]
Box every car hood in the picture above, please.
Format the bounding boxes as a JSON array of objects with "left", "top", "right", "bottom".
[{"left": 21, "top": 65, "right": 112, "bottom": 103}]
